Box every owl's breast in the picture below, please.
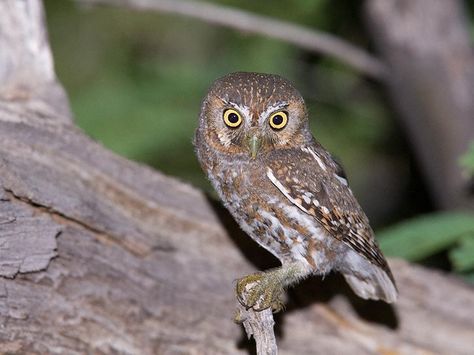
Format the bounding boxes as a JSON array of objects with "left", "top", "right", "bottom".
[
  {"left": 205, "top": 156, "right": 339, "bottom": 271},
  {"left": 207, "top": 157, "right": 265, "bottom": 208}
]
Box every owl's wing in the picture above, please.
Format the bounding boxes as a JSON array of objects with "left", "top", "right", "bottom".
[{"left": 266, "top": 144, "right": 397, "bottom": 302}]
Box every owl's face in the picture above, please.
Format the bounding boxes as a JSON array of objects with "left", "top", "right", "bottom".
[{"left": 197, "top": 72, "right": 311, "bottom": 159}]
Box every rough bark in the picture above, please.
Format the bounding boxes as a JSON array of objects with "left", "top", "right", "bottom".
[
  {"left": 0, "top": 1, "right": 474, "bottom": 354},
  {"left": 365, "top": 0, "right": 474, "bottom": 209}
]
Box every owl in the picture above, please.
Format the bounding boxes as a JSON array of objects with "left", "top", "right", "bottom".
[{"left": 194, "top": 72, "right": 397, "bottom": 311}]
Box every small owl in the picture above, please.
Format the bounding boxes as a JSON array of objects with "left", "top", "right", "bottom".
[{"left": 194, "top": 72, "right": 397, "bottom": 311}]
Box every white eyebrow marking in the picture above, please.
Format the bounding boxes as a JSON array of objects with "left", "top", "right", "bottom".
[
  {"left": 258, "top": 102, "right": 289, "bottom": 124},
  {"left": 301, "top": 147, "right": 327, "bottom": 171},
  {"left": 225, "top": 102, "right": 251, "bottom": 126}
]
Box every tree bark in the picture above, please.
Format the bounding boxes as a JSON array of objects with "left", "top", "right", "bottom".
[
  {"left": 0, "top": 1, "right": 474, "bottom": 354},
  {"left": 365, "top": 0, "right": 474, "bottom": 209}
]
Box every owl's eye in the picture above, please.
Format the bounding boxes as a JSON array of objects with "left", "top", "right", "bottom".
[
  {"left": 223, "top": 109, "right": 243, "bottom": 128},
  {"left": 269, "top": 111, "right": 288, "bottom": 130}
]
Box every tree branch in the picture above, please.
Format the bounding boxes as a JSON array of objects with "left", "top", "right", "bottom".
[
  {"left": 0, "top": 0, "right": 71, "bottom": 120},
  {"left": 78, "top": 0, "right": 387, "bottom": 80},
  {"left": 365, "top": 0, "right": 474, "bottom": 208},
  {"left": 236, "top": 304, "right": 277, "bottom": 355}
]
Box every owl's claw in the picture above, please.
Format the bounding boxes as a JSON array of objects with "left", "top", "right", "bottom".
[{"left": 236, "top": 272, "right": 284, "bottom": 312}]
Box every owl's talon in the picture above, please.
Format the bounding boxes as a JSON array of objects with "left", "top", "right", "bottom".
[
  {"left": 233, "top": 309, "right": 246, "bottom": 324},
  {"left": 236, "top": 272, "right": 284, "bottom": 312}
]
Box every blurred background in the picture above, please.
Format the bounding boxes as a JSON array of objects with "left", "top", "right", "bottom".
[{"left": 44, "top": 0, "right": 474, "bottom": 282}]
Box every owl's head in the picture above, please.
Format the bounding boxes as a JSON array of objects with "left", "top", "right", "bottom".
[{"left": 197, "top": 72, "right": 311, "bottom": 159}]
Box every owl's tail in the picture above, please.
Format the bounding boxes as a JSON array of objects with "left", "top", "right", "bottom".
[
  {"left": 340, "top": 250, "right": 398, "bottom": 303},
  {"left": 343, "top": 267, "right": 398, "bottom": 303}
]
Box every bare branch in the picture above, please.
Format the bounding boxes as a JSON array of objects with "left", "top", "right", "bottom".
[
  {"left": 365, "top": 0, "right": 474, "bottom": 208},
  {"left": 0, "top": 0, "right": 54, "bottom": 88},
  {"left": 0, "top": 0, "right": 71, "bottom": 119},
  {"left": 236, "top": 304, "right": 277, "bottom": 355},
  {"left": 78, "top": 0, "right": 387, "bottom": 80},
  {"left": 235, "top": 286, "right": 278, "bottom": 355}
]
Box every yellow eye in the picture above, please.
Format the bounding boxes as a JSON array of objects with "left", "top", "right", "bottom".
[
  {"left": 269, "top": 111, "right": 288, "bottom": 130},
  {"left": 223, "top": 109, "right": 242, "bottom": 128}
]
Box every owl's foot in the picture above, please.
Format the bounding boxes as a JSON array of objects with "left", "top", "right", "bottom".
[
  {"left": 235, "top": 263, "right": 310, "bottom": 312},
  {"left": 236, "top": 272, "right": 285, "bottom": 312}
]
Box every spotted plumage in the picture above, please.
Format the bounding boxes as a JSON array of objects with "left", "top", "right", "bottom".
[{"left": 195, "top": 72, "right": 397, "bottom": 308}]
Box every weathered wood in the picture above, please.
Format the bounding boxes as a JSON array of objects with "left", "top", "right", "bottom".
[
  {"left": 0, "top": 0, "right": 71, "bottom": 120},
  {"left": 0, "top": 1, "right": 474, "bottom": 354},
  {"left": 236, "top": 290, "right": 278, "bottom": 355},
  {"left": 0, "top": 191, "right": 59, "bottom": 278}
]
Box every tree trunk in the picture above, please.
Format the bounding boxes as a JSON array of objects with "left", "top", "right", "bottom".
[
  {"left": 365, "top": 0, "right": 474, "bottom": 209},
  {"left": 0, "top": 1, "right": 473, "bottom": 354}
]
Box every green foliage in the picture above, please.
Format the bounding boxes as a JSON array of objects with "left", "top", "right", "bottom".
[
  {"left": 450, "top": 234, "right": 474, "bottom": 272},
  {"left": 378, "top": 212, "right": 474, "bottom": 282},
  {"left": 460, "top": 141, "right": 474, "bottom": 176}
]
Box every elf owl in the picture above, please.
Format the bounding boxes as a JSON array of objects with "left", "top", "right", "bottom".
[{"left": 194, "top": 72, "right": 397, "bottom": 311}]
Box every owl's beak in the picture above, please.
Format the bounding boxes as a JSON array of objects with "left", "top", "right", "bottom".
[{"left": 248, "top": 134, "right": 261, "bottom": 159}]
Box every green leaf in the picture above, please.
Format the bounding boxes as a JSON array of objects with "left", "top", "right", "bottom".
[
  {"left": 378, "top": 212, "right": 474, "bottom": 261},
  {"left": 459, "top": 141, "right": 474, "bottom": 176},
  {"left": 461, "top": 272, "right": 474, "bottom": 285},
  {"left": 449, "top": 234, "right": 474, "bottom": 272}
]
